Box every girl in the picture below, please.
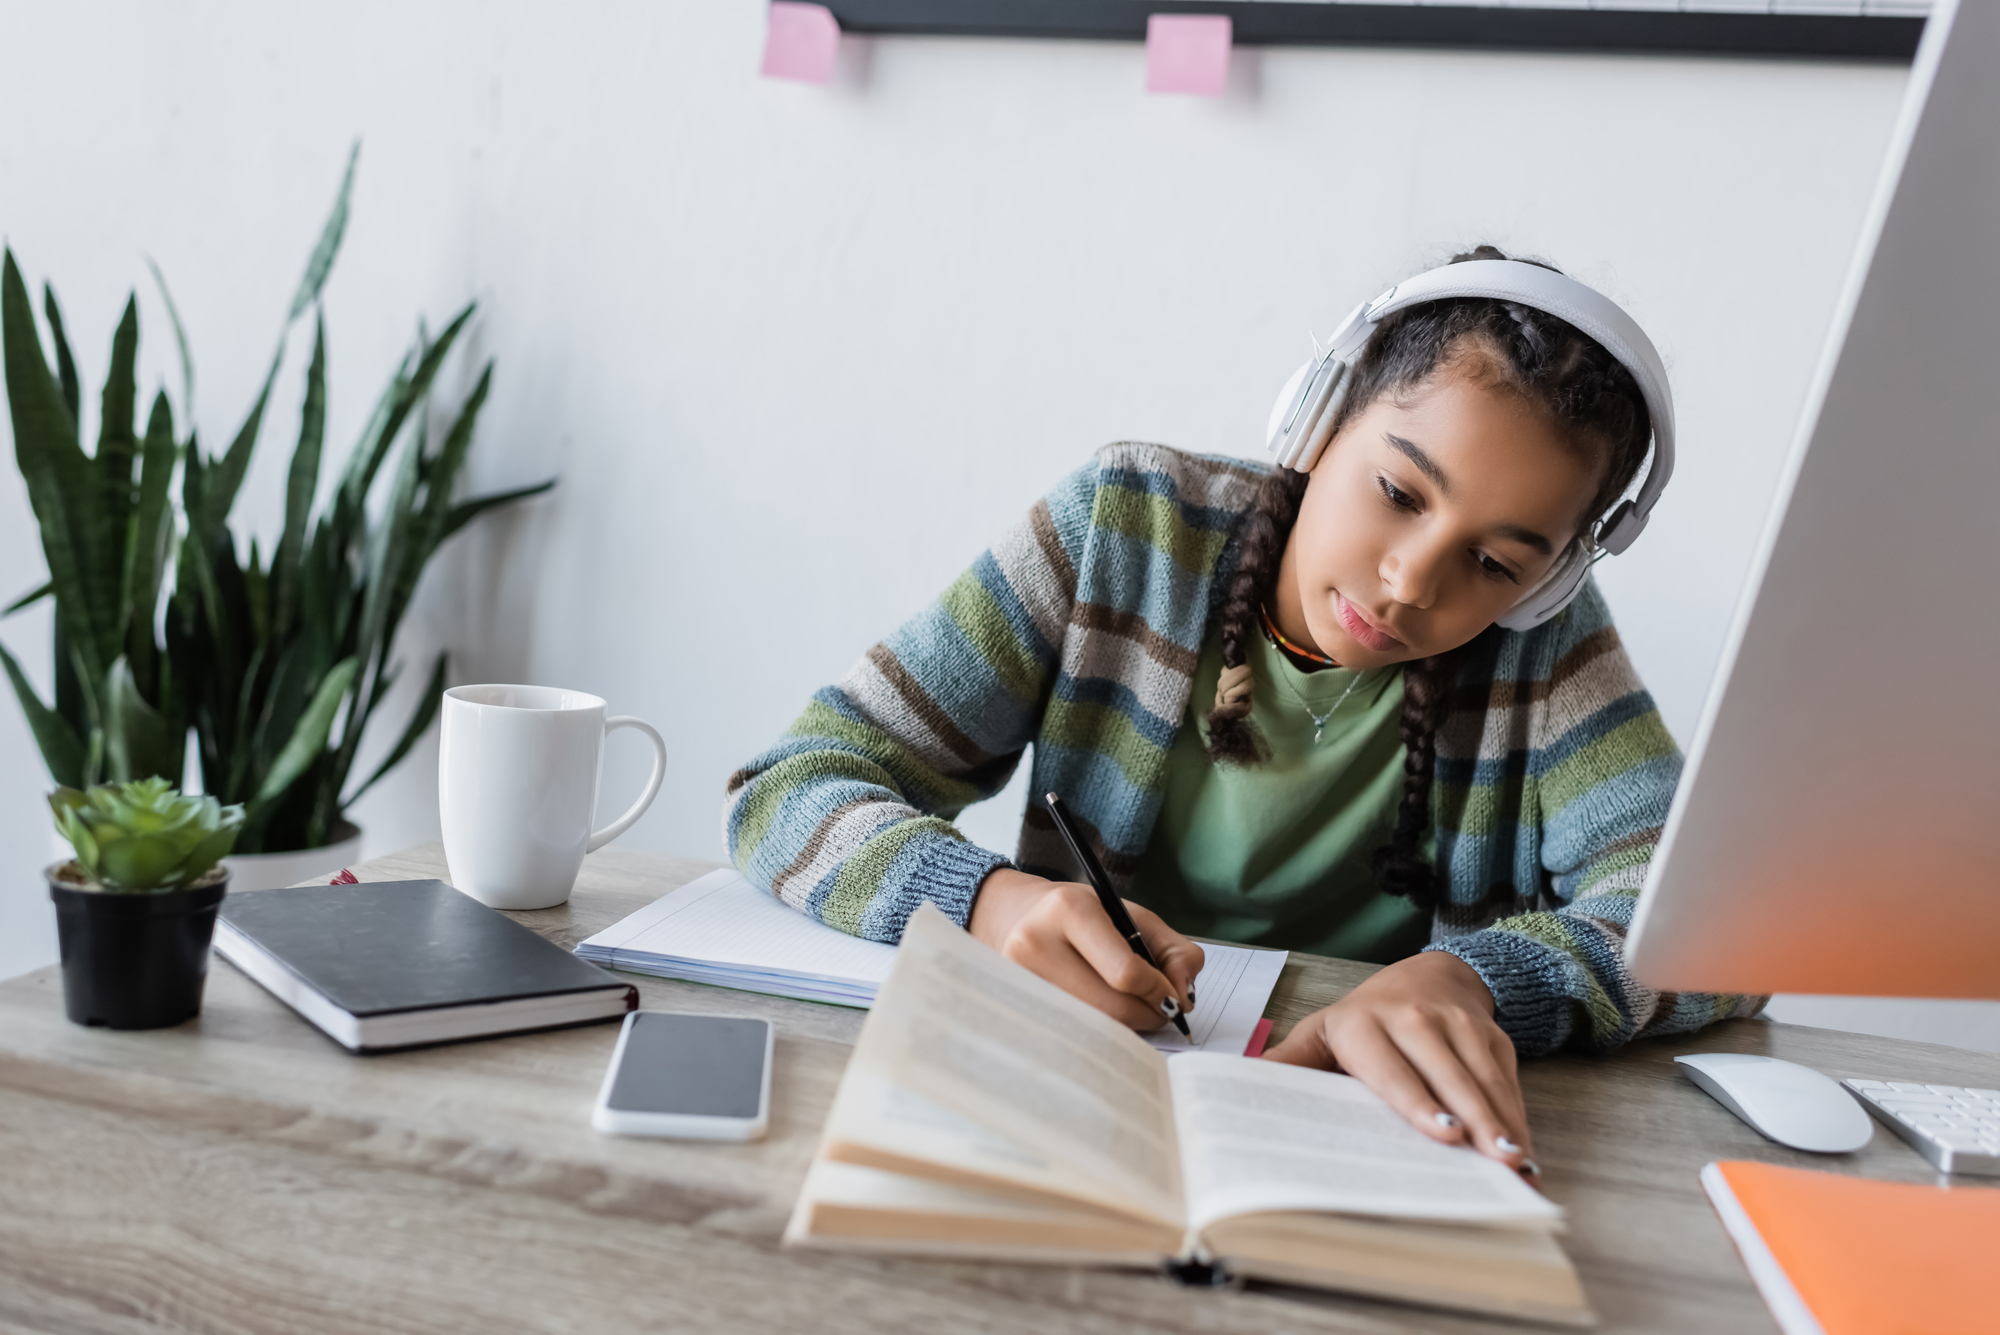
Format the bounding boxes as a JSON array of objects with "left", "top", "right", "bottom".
[{"left": 725, "top": 246, "right": 1763, "bottom": 1178}]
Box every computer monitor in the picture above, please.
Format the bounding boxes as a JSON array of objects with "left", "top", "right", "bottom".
[{"left": 1625, "top": 0, "right": 2000, "bottom": 1000}]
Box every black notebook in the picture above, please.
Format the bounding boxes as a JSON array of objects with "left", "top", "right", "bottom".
[{"left": 214, "top": 879, "right": 637, "bottom": 1052}]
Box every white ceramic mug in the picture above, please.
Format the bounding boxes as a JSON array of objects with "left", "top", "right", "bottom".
[{"left": 439, "top": 685, "right": 668, "bottom": 910}]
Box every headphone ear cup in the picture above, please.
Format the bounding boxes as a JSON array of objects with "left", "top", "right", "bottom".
[
  {"left": 1267, "top": 360, "right": 1316, "bottom": 467},
  {"left": 1267, "top": 358, "right": 1351, "bottom": 472},
  {"left": 1496, "top": 543, "right": 1594, "bottom": 632}
]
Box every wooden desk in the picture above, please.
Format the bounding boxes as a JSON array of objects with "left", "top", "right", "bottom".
[{"left": 3, "top": 845, "right": 1994, "bottom": 1334}]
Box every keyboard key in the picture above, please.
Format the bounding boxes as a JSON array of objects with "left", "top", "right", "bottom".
[{"left": 1853, "top": 1081, "right": 2000, "bottom": 1175}]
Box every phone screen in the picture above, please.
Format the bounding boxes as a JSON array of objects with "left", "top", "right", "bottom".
[{"left": 605, "top": 1013, "right": 768, "bottom": 1118}]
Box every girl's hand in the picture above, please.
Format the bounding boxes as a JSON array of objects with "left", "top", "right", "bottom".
[
  {"left": 1261, "top": 951, "right": 1537, "bottom": 1180},
  {"left": 969, "top": 868, "right": 1204, "bottom": 1032}
]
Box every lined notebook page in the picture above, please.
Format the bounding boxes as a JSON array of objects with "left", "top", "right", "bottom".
[{"left": 1146, "top": 943, "right": 1287, "bottom": 1058}]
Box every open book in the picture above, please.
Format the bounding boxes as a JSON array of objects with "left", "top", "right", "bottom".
[{"left": 787, "top": 904, "right": 1590, "bottom": 1325}]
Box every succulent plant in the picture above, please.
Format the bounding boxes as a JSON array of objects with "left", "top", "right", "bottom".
[{"left": 51, "top": 778, "right": 244, "bottom": 892}]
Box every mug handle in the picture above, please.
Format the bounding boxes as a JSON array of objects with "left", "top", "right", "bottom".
[{"left": 587, "top": 717, "right": 668, "bottom": 853}]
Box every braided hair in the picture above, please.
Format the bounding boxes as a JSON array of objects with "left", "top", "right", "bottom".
[{"left": 1203, "top": 245, "right": 1654, "bottom": 910}]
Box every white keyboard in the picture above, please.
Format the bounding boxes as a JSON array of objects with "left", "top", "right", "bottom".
[{"left": 1842, "top": 1079, "right": 2000, "bottom": 1175}]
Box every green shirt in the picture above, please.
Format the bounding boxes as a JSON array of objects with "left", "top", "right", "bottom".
[{"left": 1130, "top": 624, "right": 1429, "bottom": 964}]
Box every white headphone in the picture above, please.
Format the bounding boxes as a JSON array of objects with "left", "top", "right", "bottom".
[{"left": 1265, "top": 259, "right": 1675, "bottom": 631}]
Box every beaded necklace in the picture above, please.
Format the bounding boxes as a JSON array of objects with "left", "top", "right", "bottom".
[{"left": 1259, "top": 604, "right": 1339, "bottom": 669}]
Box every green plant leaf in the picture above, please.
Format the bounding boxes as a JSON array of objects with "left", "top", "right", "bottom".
[
  {"left": 252, "top": 655, "right": 357, "bottom": 807},
  {"left": 53, "top": 616, "right": 90, "bottom": 751},
  {"left": 440, "top": 478, "right": 557, "bottom": 542},
  {"left": 321, "top": 407, "right": 423, "bottom": 806},
  {"left": 173, "top": 532, "right": 239, "bottom": 754},
  {"left": 59, "top": 778, "right": 242, "bottom": 890},
  {"left": 3, "top": 250, "right": 113, "bottom": 683},
  {"left": 4, "top": 581, "right": 51, "bottom": 616},
  {"left": 104, "top": 655, "right": 183, "bottom": 786},
  {"left": 334, "top": 304, "right": 474, "bottom": 522},
  {"left": 121, "top": 392, "right": 177, "bottom": 693},
  {"left": 227, "top": 641, "right": 268, "bottom": 800},
  {"left": 271, "top": 312, "right": 325, "bottom": 640},
  {"left": 41, "top": 285, "right": 80, "bottom": 430},
  {"left": 344, "top": 651, "right": 446, "bottom": 806},
  {"left": 97, "top": 295, "right": 141, "bottom": 549},
  {"left": 394, "top": 363, "right": 492, "bottom": 624},
  {"left": 0, "top": 637, "right": 86, "bottom": 787},
  {"left": 343, "top": 406, "right": 426, "bottom": 764},
  {"left": 288, "top": 141, "right": 358, "bottom": 322},
  {"left": 144, "top": 255, "right": 195, "bottom": 420},
  {"left": 245, "top": 633, "right": 328, "bottom": 796},
  {"left": 197, "top": 346, "right": 281, "bottom": 539}
]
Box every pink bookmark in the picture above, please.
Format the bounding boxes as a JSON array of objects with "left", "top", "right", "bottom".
[
  {"left": 761, "top": 2, "right": 841, "bottom": 84},
  {"left": 1243, "top": 1017, "right": 1273, "bottom": 1058},
  {"left": 1145, "top": 14, "right": 1231, "bottom": 97}
]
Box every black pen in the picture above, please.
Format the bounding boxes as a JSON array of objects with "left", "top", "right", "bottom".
[{"left": 1042, "top": 792, "right": 1192, "bottom": 1040}]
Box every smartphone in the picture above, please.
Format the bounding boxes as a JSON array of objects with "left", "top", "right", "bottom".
[{"left": 591, "top": 1011, "right": 773, "bottom": 1141}]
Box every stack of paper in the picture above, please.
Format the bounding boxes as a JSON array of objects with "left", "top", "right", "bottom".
[
  {"left": 574, "top": 869, "right": 1288, "bottom": 1056},
  {"left": 576, "top": 869, "right": 895, "bottom": 1006}
]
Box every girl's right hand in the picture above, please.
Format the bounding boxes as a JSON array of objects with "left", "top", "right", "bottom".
[{"left": 968, "top": 867, "right": 1203, "bottom": 1032}]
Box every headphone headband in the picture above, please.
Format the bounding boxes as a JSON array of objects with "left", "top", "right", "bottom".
[{"left": 1265, "top": 259, "right": 1676, "bottom": 629}]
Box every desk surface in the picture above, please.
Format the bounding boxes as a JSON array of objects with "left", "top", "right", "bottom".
[{"left": 3, "top": 844, "right": 1995, "bottom": 1335}]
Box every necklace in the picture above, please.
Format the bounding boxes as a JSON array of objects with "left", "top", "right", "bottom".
[
  {"left": 1259, "top": 604, "right": 1338, "bottom": 668},
  {"left": 1271, "top": 659, "right": 1373, "bottom": 745}
]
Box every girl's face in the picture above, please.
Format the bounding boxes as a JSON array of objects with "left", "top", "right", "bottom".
[{"left": 1275, "top": 359, "right": 1606, "bottom": 669}]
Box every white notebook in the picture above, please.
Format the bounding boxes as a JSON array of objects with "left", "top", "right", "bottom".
[{"left": 574, "top": 869, "right": 1287, "bottom": 1057}]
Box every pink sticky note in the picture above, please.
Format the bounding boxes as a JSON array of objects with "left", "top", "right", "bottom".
[
  {"left": 1243, "top": 1017, "right": 1273, "bottom": 1058},
  {"left": 1146, "top": 14, "right": 1231, "bottom": 97},
  {"left": 761, "top": 2, "right": 840, "bottom": 84}
]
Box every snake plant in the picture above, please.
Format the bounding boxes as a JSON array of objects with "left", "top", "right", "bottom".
[
  {"left": 0, "top": 255, "right": 183, "bottom": 790},
  {"left": 3, "top": 144, "right": 554, "bottom": 854}
]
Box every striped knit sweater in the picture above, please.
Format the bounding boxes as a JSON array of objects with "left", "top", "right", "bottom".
[{"left": 724, "top": 442, "right": 1765, "bottom": 1057}]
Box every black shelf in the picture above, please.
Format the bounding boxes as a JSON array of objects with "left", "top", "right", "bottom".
[{"left": 822, "top": 1, "right": 1924, "bottom": 61}]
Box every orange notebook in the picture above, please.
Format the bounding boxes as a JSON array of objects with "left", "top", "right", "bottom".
[{"left": 1702, "top": 1160, "right": 2000, "bottom": 1335}]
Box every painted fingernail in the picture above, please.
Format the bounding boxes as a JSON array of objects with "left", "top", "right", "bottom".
[
  {"left": 1159, "top": 997, "right": 1181, "bottom": 1020},
  {"left": 1496, "top": 1136, "right": 1523, "bottom": 1155},
  {"left": 1519, "top": 1159, "right": 1542, "bottom": 1178},
  {"left": 1435, "top": 1111, "right": 1461, "bottom": 1130},
  {"left": 1187, "top": 986, "right": 1197, "bottom": 1011}
]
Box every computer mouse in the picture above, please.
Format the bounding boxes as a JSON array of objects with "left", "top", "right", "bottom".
[{"left": 1675, "top": 1053, "right": 1874, "bottom": 1153}]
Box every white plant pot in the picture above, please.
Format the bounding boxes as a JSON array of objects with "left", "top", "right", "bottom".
[{"left": 222, "top": 822, "right": 364, "bottom": 892}]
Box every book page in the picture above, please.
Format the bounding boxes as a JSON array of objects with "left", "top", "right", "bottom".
[
  {"left": 1168, "top": 1054, "right": 1561, "bottom": 1234},
  {"left": 823, "top": 904, "right": 1183, "bottom": 1226}
]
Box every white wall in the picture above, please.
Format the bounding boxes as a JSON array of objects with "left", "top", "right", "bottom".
[{"left": 3, "top": 1, "right": 1958, "bottom": 1046}]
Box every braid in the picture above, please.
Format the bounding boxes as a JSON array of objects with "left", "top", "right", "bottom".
[
  {"left": 1204, "top": 467, "right": 1309, "bottom": 764},
  {"left": 1370, "top": 647, "right": 1464, "bottom": 910}
]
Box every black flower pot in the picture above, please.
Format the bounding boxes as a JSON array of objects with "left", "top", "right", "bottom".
[{"left": 47, "top": 864, "right": 229, "bottom": 1030}]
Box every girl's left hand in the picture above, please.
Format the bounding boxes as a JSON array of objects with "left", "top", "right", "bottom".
[{"left": 1261, "top": 951, "right": 1537, "bottom": 1182}]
